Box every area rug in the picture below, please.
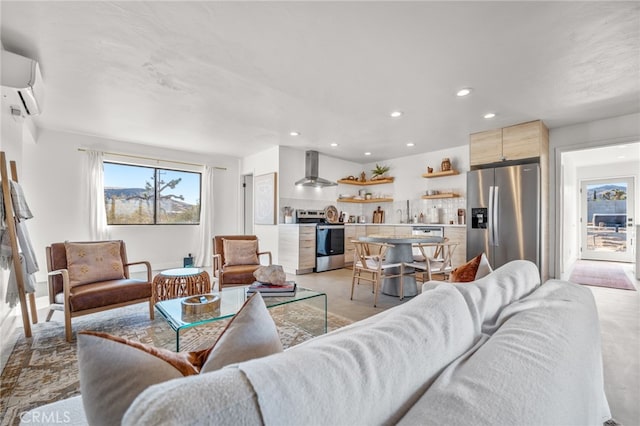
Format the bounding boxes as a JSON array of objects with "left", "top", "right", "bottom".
[
  {"left": 0, "top": 302, "right": 352, "bottom": 426},
  {"left": 569, "top": 260, "right": 637, "bottom": 291}
]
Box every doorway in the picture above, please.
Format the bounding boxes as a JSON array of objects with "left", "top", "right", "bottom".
[
  {"left": 580, "top": 177, "right": 635, "bottom": 262},
  {"left": 558, "top": 141, "right": 639, "bottom": 277},
  {"left": 243, "top": 174, "right": 253, "bottom": 235}
]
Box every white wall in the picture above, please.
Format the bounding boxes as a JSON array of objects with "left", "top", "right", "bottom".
[
  {"left": 21, "top": 129, "right": 241, "bottom": 282},
  {"left": 361, "top": 145, "right": 469, "bottom": 224},
  {"left": 241, "top": 146, "right": 280, "bottom": 262},
  {"left": 550, "top": 112, "right": 640, "bottom": 277},
  {"left": 278, "top": 145, "right": 469, "bottom": 225},
  {"left": 279, "top": 147, "right": 361, "bottom": 216},
  {"left": 0, "top": 102, "right": 27, "bottom": 341}
]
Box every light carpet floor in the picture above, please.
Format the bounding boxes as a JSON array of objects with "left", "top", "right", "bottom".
[{"left": 0, "top": 301, "right": 352, "bottom": 426}]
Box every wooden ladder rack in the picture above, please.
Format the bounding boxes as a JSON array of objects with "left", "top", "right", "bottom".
[{"left": 1, "top": 151, "right": 38, "bottom": 337}]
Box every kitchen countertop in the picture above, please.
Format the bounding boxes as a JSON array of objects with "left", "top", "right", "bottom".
[{"left": 344, "top": 223, "right": 466, "bottom": 227}]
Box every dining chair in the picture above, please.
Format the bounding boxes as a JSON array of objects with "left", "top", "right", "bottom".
[
  {"left": 351, "top": 240, "right": 405, "bottom": 307},
  {"left": 409, "top": 241, "right": 459, "bottom": 282}
]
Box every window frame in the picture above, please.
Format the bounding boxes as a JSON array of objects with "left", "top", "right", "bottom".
[{"left": 103, "top": 161, "right": 202, "bottom": 226}]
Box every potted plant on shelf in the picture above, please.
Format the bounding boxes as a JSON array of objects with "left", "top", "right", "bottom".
[{"left": 371, "top": 164, "right": 391, "bottom": 181}]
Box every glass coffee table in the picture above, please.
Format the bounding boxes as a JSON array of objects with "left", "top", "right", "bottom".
[{"left": 155, "top": 286, "right": 327, "bottom": 351}]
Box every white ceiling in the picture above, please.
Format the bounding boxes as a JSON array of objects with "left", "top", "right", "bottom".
[{"left": 1, "top": 1, "right": 639, "bottom": 163}]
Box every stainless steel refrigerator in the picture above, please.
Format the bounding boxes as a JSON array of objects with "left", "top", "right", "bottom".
[{"left": 467, "top": 163, "right": 540, "bottom": 270}]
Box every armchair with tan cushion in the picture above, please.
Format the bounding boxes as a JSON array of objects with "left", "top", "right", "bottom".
[
  {"left": 212, "top": 235, "right": 272, "bottom": 290},
  {"left": 45, "top": 240, "right": 154, "bottom": 342}
]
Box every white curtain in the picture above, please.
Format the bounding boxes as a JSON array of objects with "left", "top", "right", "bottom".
[
  {"left": 83, "top": 150, "right": 109, "bottom": 240},
  {"left": 196, "top": 165, "right": 215, "bottom": 267}
]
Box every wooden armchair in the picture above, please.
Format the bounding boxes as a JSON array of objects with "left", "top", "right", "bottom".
[
  {"left": 45, "top": 240, "right": 154, "bottom": 342},
  {"left": 213, "top": 235, "right": 272, "bottom": 290}
]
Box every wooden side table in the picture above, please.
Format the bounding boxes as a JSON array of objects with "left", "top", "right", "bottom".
[{"left": 152, "top": 268, "right": 212, "bottom": 303}]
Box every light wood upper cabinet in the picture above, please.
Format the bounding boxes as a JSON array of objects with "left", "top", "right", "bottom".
[
  {"left": 502, "top": 120, "right": 548, "bottom": 160},
  {"left": 469, "top": 128, "right": 503, "bottom": 166},
  {"left": 469, "top": 120, "right": 548, "bottom": 166}
]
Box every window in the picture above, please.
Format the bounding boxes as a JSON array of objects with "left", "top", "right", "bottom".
[{"left": 104, "top": 162, "right": 201, "bottom": 225}]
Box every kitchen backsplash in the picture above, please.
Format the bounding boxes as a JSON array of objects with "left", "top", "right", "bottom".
[{"left": 280, "top": 197, "right": 465, "bottom": 224}]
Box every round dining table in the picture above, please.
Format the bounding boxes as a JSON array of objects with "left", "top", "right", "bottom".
[{"left": 358, "top": 235, "right": 444, "bottom": 297}]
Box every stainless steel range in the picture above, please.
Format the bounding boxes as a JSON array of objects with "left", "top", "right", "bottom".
[{"left": 296, "top": 209, "right": 345, "bottom": 272}]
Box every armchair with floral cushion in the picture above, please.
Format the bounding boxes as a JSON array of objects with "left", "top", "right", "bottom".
[
  {"left": 212, "top": 235, "right": 272, "bottom": 290},
  {"left": 45, "top": 240, "right": 154, "bottom": 342}
]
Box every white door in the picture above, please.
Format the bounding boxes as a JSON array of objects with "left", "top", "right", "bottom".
[{"left": 580, "top": 177, "right": 635, "bottom": 262}]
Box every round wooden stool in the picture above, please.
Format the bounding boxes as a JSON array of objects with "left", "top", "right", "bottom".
[{"left": 152, "top": 268, "right": 212, "bottom": 303}]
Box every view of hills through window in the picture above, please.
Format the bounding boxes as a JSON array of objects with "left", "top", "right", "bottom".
[
  {"left": 103, "top": 162, "right": 201, "bottom": 225},
  {"left": 585, "top": 182, "right": 628, "bottom": 253}
]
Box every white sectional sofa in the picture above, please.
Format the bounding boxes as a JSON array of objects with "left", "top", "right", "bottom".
[{"left": 25, "top": 260, "right": 612, "bottom": 425}]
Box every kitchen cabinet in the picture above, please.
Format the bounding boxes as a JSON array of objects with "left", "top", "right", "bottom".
[
  {"left": 278, "top": 225, "right": 316, "bottom": 275},
  {"left": 444, "top": 226, "right": 466, "bottom": 269},
  {"left": 345, "top": 225, "right": 366, "bottom": 265},
  {"left": 469, "top": 120, "right": 548, "bottom": 166}
]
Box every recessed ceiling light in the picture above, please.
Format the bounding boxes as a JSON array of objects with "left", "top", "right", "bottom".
[
  {"left": 330, "top": 143, "right": 338, "bottom": 147},
  {"left": 406, "top": 142, "right": 415, "bottom": 147},
  {"left": 484, "top": 113, "right": 496, "bottom": 119},
  {"left": 364, "top": 152, "right": 372, "bottom": 156},
  {"left": 390, "top": 111, "right": 403, "bottom": 118},
  {"left": 617, "top": 155, "right": 626, "bottom": 159},
  {"left": 289, "top": 131, "right": 300, "bottom": 136},
  {"left": 456, "top": 88, "right": 472, "bottom": 97}
]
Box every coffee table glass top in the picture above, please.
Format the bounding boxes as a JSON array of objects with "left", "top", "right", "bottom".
[
  {"left": 156, "top": 285, "right": 326, "bottom": 332},
  {"left": 159, "top": 267, "right": 204, "bottom": 277}
]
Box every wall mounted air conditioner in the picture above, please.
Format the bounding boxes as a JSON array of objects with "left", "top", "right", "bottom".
[{"left": 1, "top": 50, "right": 44, "bottom": 116}]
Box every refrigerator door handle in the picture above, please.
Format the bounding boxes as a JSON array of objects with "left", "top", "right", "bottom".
[
  {"left": 488, "top": 186, "right": 495, "bottom": 246},
  {"left": 493, "top": 185, "right": 500, "bottom": 246}
]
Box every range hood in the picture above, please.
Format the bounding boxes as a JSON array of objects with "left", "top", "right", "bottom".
[{"left": 294, "top": 150, "right": 337, "bottom": 187}]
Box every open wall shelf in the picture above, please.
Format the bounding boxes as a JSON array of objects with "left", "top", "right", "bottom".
[
  {"left": 337, "top": 178, "right": 394, "bottom": 185},
  {"left": 421, "top": 170, "right": 459, "bottom": 178}
]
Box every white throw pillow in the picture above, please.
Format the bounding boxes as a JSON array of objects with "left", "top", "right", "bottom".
[
  {"left": 201, "top": 290, "right": 283, "bottom": 372},
  {"left": 475, "top": 252, "right": 493, "bottom": 280}
]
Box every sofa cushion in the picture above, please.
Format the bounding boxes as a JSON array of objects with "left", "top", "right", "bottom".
[
  {"left": 450, "top": 252, "right": 492, "bottom": 282},
  {"left": 398, "top": 280, "right": 611, "bottom": 426},
  {"left": 64, "top": 241, "right": 125, "bottom": 287},
  {"left": 19, "top": 395, "right": 87, "bottom": 426},
  {"left": 424, "top": 260, "right": 541, "bottom": 335},
  {"left": 78, "top": 292, "right": 281, "bottom": 425},
  {"left": 123, "top": 368, "right": 262, "bottom": 426},
  {"left": 223, "top": 239, "right": 259, "bottom": 266},
  {"left": 236, "top": 284, "right": 477, "bottom": 425}
]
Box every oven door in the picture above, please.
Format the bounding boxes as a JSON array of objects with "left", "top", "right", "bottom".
[{"left": 316, "top": 225, "right": 345, "bottom": 256}]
